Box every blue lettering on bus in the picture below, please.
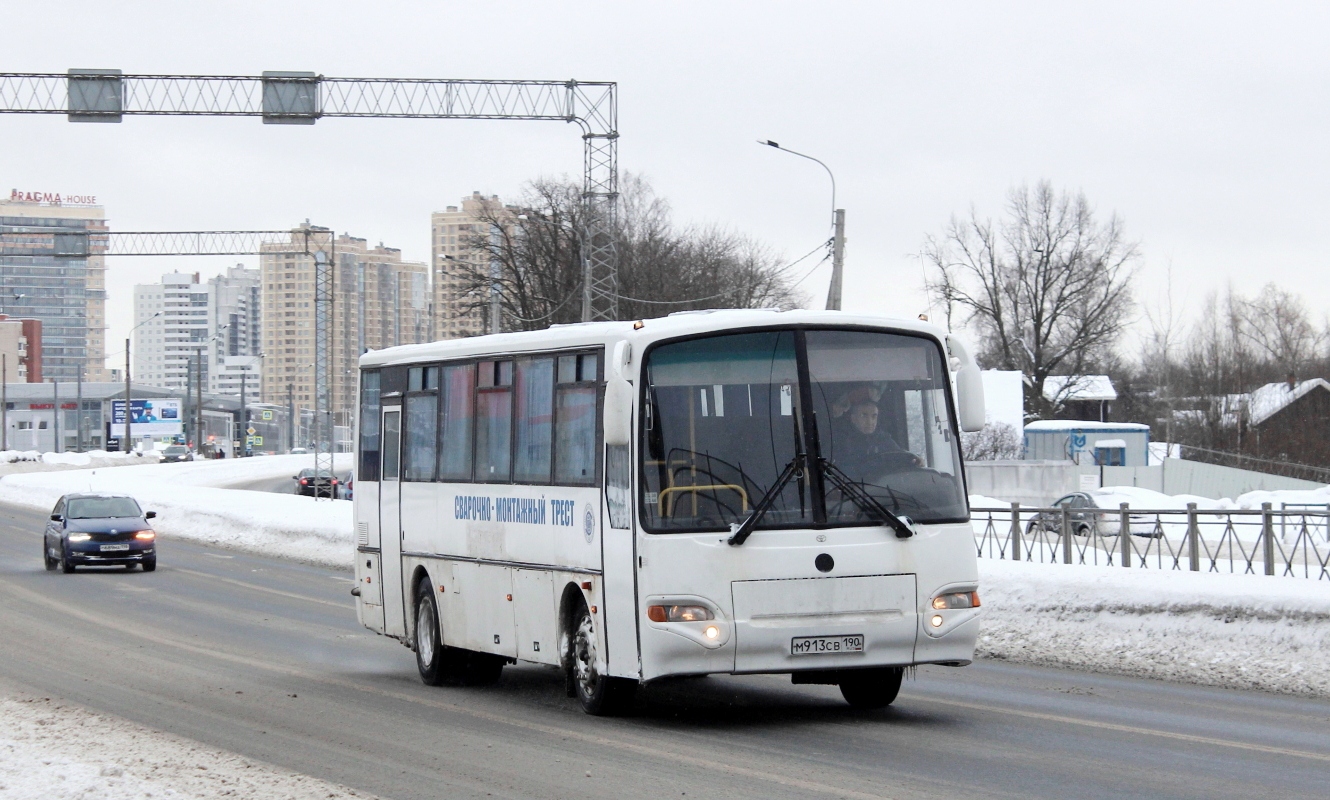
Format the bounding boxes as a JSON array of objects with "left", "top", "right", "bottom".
[
  {"left": 454, "top": 495, "right": 493, "bottom": 521},
  {"left": 454, "top": 495, "right": 578, "bottom": 526}
]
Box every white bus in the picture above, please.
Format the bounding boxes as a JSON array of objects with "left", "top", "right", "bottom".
[{"left": 352, "top": 309, "right": 987, "bottom": 714}]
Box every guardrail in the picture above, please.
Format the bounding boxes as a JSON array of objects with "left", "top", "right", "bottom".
[{"left": 971, "top": 503, "right": 1330, "bottom": 582}]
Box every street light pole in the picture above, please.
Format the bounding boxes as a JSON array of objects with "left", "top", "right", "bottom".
[{"left": 758, "top": 140, "right": 844, "bottom": 310}]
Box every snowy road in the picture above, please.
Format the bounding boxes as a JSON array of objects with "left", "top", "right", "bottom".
[{"left": 1, "top": 501, "right": 1326, "bottom": 799}]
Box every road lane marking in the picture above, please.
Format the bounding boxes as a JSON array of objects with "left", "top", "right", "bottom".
[
  {"left": 171, "top": 567, "right": 349, "bottom": 609},
  {"left": 904, "top": 694, "right": 1330, "bottom": 763}
]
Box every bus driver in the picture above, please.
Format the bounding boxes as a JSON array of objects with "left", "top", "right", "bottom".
[{"left": 830, "top": 389, "right": 921, "bottom": 480}]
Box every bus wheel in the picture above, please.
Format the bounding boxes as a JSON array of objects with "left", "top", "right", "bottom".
[
  {"left": 569, "top": 604, "right": 636, "bottom": 715},
  {"left": 415, "top": 579, "right": 447, "bottom": 686},
  {"left": 839, "top": 667, "right": 903, "bottom": 709}
]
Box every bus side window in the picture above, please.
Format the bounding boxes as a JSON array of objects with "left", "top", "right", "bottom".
[
  {"left": 514, "top": 358, "right": 555, "bottom": 483},
  {"left": 476, "top": 360, "right": 513, "bottom": 482},
  {"left": 438, "top": 363, "right": 475, "bottom": 481},
  {"left": 358, "top": 370, "right": 381, "bottom": 481},
  {"left": 554, "top": 353, "right": 600, "bottom": 484},
  {"left": 403, "top": 390, "right": 438, "bottom": 482}
]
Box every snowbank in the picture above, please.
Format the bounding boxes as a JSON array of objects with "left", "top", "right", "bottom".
[
  {"left": 0, "top": 454, "right": 355, "bottom": 568},
  {"left": 0, "top": 696, "right": 374, "bottom": 799},
  {"left": 977, "top": 558, "right": 1330, "bottom": 697}
]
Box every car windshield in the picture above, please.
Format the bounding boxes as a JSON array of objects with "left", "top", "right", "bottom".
[
  {"left": 164, "top": 446, "right": 187, "bottom": 454},
  {"left": 640, "top": 328, "right": 967, "bottom": 533},
  {"left": 299, "top": 469, "right": 335, "bottom": 478},
  {"left": 66, "top": 497, "right": 143, "bottom": 519}
]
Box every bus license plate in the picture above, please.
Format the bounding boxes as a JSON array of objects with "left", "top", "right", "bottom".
[
  {"left": 100, "top": 543, "right": 130, "bottom": 552},
  {"left": 791, "top": 634, "right": 864, "bottom": 656}
]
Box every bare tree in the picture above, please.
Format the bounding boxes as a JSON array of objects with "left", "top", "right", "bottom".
[
  {"left": 925, "top": 182, "right": 1139, "bottom": 419},
  {"left": 961, "top": 422, "right": 1024, "bottom": 461},
  {"left": 1237, "top": 283, "right": 1325, "bottom": 379},
  {"left": 454, "top": 174, "right": 805, "bottom": 329}
]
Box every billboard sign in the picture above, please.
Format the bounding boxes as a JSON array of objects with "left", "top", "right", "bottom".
[{"left": 110, "top": 399, "right": 183, "bottom": 436}]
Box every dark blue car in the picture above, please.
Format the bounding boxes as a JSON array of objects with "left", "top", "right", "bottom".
[{"left": 44, "top": 493, "right": 158, "bottom": 573}]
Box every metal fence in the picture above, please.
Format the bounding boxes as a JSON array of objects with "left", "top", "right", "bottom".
[{"left": 971, "top": 502, "right": 1330, "bottom": 582}]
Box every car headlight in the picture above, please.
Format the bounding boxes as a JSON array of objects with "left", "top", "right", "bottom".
[
  {"left": 67, "top": 533, "right": 92, "bottom": 542},
  {"left": 134, "top": 531, "right": 156, "bottom": 540},
  {"left": 931, "top": 591, "right": 981, "bottom": 610},
  {"left": 646, "top": 604, "right": 714, "bottom": 623}
]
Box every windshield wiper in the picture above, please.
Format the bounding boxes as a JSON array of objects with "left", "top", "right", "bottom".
[
  {"left": 818, "top": 459, "right": 915, "bottom": 539},
  {"left": 727, "top": 455, "right": 804, "bottom": 546}
]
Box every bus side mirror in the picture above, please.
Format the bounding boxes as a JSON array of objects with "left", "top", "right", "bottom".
[
  {"left": 956, "top": 364, "right": 986, "bottom": 432},
  {"left": 604, "top": 378, "right": 633, "bottom": 446}
]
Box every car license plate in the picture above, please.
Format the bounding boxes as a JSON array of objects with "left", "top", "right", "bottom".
[
  {"left": 100, "top": 543, "right": 130, "bottom": 552},
  {"left": 791, "top": 634, "right": 865, "bottom": 656}
]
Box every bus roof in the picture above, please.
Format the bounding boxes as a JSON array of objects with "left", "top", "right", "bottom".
[{"left": 358, "top": 309, "right": 951, "bottom": 369}]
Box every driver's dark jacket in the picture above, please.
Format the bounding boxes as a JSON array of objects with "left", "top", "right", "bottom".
[{"left": 827, "top": 422, "right": 911, "bottom": 480}]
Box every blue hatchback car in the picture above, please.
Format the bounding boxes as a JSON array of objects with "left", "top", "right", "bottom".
[{"left": 44, "top": 493, "right": 158, "bottom": 573}]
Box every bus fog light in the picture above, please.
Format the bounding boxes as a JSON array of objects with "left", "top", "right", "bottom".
[
  {"left": 930, "top": 615, "right": 944, "bottom": 628},
  {"left": 704, "top": 625, "right": 720, "bottom": 640}
]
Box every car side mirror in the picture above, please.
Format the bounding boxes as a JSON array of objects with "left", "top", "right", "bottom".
[
  {"left": 145, "top": 511, "right": 157, "bottom": 519},
  {"left": 292, "top": 475, "right": 300, "bottom": 479},
  {"left": 50, "top": 513, "right": 63, "bottom": 522}
]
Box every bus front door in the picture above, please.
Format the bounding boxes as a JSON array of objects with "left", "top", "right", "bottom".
[{"left": 379, "top": 406, "right": 406, "bottom": 638}]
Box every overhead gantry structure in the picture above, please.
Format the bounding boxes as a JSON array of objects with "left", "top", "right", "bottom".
[{"left": 0, "top": 69, "right": 619, "bottom": 482}]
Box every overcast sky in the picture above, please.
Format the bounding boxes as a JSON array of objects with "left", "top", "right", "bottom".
[{"left": 4, "top": 2, "right": 1328, "bottom": 363}]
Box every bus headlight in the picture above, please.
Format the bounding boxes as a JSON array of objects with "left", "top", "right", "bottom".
[
  {"left": 647, "top": 604, "right": 713, "bottom": 623},
  {"left": 931, "top": 591, "right": 980, "bottom": 610}
]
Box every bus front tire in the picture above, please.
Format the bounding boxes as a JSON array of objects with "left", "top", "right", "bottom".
[
  {"left": 839, "top": 667, "right": 903, "bottom": 709},
  {"left": 569, "top": 604, "right": 636, "bottom": 716}
]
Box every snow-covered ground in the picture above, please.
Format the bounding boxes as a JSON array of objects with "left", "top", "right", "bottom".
[
  {"left": 0, "top": 695, "right": 375, "bottom": 799},
  {"left": 977, "top": 558, "right": 1330, "bottom": 697},
  {"left": 0, "top": 449, "right": 159, "bottom": 476},
  {"left": 0, "top": 454, "right": 354, "bottom": 567}
]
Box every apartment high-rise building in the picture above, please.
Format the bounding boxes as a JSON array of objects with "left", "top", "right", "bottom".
[
  {"left": 132, "top": 272, "right": 209, "bottom": 390},
  {"left": 0, "top": 191, "right": 110, "bottom": 382},
  {"left": 259, "top": 224, "right": 429, "bottom": 431},
  {"left": 430, "top": 191, "right": 511, "bottom": 341},
  {"left": 207, "top": 264, "right": 262, "bottom": 396}
]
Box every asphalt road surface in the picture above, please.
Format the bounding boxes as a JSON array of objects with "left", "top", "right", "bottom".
[{"left": 2, "top": 500, "right": 1326, "bottom": 800}]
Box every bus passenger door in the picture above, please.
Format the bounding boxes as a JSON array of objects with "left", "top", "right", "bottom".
[{"left": 379, "top": 406, "right": 406, "bottom": 638}]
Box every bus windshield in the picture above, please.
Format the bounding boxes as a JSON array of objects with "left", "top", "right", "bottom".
[{"left": 641, "top": 328, "right": 967, "bottom": 532}]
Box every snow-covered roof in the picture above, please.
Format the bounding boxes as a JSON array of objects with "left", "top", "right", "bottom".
[
  {"left": 1024, "top": 420, "right": 1149, "bottom": 432},
  {"left": 1245, "top": 379, "right": 1330, "bottom": 426},
  {"left": 1043, "top": 375, "right": 1117, "bottom": 402},
  {"left": 1092, "top": 438, "right": 1127, "bottom": 448}
]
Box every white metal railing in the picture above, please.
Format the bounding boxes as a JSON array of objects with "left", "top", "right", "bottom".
[{"left": 971, "top": 502, "right": 1330, "bottom": 581}]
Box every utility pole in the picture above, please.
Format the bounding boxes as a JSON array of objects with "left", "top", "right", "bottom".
[
  {"left": 287, "top": 383, "right": 295, "bottom": 452},
  {"left": 826, "top": 208, "right": 846, "bottom": 311},
  {"left": 53, "top": 381, "right": 59, "bottom": 453},
  {"left": 123, "top": 338, "right": 131, "bottom": 453},
  {"left": 239, "top": 369, "right": 247, "bottom": 458},
  {"left": 76, "top": 368, "right": 83, "bottom": 452},
  {"left": 2, "top": 354, "right": 7, "bottom": 451},
  {"left": 489, "top": 223, "right": 502, "bottom": 335},
  {"left": 195, "top": 349, "right": 204, "bottom": 450}
]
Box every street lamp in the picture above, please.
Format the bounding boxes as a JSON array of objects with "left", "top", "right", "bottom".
[{"left": 758, "top": 140, "right": 845, "bottom": 310}]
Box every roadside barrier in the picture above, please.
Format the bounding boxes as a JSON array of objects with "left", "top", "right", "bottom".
[{"left": 971, "top": 502, "right": 1330, "bottom": 581}]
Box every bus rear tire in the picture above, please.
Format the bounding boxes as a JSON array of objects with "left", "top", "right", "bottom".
[
  {"left": 415, "top": 579, "right": 447, "bottom": 686},
  {"left": 569, "top": 604, "right": 636, "bottom": 716},
  {"left": 839, "top": 667, "right": 903, "bottom": 709}
]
